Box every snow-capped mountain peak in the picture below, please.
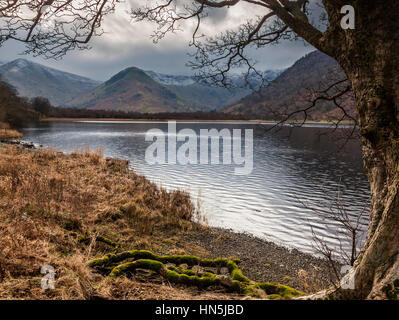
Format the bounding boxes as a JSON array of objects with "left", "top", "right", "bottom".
[{"left": 144, "top": 70, "right": 196, "bottom": 86}]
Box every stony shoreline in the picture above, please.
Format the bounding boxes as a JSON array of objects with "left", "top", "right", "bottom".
[
  {"left": 0, "top": 138, "right": 36, "bottom": 149},
  {"left": 179, "top": 228, "right": 334, "bottom": 292}
]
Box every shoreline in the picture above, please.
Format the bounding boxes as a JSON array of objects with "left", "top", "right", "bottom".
[
  {"left": 180, "top": 227, "right": 334, "bottom": 291},
  {"left": 41, "top": 117, "right": 265, "bottom": 123},
  {"left": 41, "top": 117, "right": 355, "bottom": 125}
]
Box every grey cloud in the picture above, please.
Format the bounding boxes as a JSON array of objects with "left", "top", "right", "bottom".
[
  {"left": 203, "top": 7, "right": 229, "bottom": 25},
  {"left": 0, "top": 1, "right": 316, "bottom": 81}
]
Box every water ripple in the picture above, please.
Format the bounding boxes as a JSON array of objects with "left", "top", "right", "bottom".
[{"left": 21, "top": 121, "right": 370, "bottom": 255}]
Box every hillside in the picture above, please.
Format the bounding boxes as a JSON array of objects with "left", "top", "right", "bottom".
[
  {"left": 145, "top": 70, "right": 282, "bottom": 111},
  {"left": 67, "top": 67, "right": 194, "bottom": 113},
  {"left": 225, "top": 51, "right": 354, "bottom": 120},
  {"left": 145, "top": 70, "right": 247, "bottom": 111},
  {"left": 165, "top": 83, "right": 249, "bottom": 111},
  {"left": 146, "top": 71, "right": 251, "bottom": 111},
  {"left": 144, "top": 70, "right": 195, "bottom": 86},
  {"left": 0, "top": 59, "right": 100, "bottom": 106},
  {"left": 0, "top": 58, "right": 283, "bottom": 113}
]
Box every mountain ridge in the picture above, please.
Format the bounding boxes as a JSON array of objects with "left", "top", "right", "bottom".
[
  {"left": 0, "top": 59, "right": 100, "bottom": 106},
  {"left": 225, "top": 51, "right": 354, "bottom": 120},
  {"left": 66, "top": 67, "right": 193, "bottom": 113},
  {"left": 145, "top": 69, "right": 283, "bottom": 111},
  {"left": 0, "top": 57, "right": 291, "bottom": 114}
]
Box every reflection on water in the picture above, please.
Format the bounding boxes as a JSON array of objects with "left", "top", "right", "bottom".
[{"left": 21, "top": 121, "right": 370, "bottom": 255}]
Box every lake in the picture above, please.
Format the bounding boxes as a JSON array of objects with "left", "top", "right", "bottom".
[{"left": 21, "top": 120, "right": 370, "bottom": 255}]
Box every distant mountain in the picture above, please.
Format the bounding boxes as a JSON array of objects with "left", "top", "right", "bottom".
[
  {"left": 164, "top": 83, "right": 248, "bottom": 111},
  {"left": 0, "top": 59, "right": 100, "bottom": 106},
  {"left": 225, "top": 51, "right": 354, "bottom": 120},
  {"left": 229, "top": 69, "right": 285, "bottom": 88},
  {"left": 144, "top": 71, "right": 195, "bottom": 86},
  {"left": 145, "top": 69, "right": 283, "bottom": 111},
  {"left": 67, "top": 67, "right": 193, "bottom": 113}
]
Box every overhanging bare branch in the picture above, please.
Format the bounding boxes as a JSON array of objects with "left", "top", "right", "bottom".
[{"left": 0, "top": 0, "right": 121, "bottom": 58}]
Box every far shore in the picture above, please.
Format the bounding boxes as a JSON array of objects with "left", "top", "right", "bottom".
[
  {"left": 41, "top": 117, "right": 265, "bottom": 123},
  {"left": 41, "top": 117, "right": 356, "bottom": 125}
]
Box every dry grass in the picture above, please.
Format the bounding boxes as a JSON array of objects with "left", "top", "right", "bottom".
[
  {"left": 0, "top": 145, "right": 237, "bottom": 300},
  {"left": 0, "top": 122, "right": 23, "bottom": 140},
  {"left": 0, "top": 126, "right": 23, "bottom": 140},
  {"left": 297, "top": 268, "right": 327, "bottom": 293}
]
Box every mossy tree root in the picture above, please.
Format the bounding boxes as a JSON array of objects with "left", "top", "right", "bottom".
[
  {"left": 88, "top": 250, "right": 240, "bottom": 269},
  {"left": 87, "top": 249, "right": 305, "bottom": 299},
  {"left": 74, "top": 233, "right": 120, "bottom": 248}
]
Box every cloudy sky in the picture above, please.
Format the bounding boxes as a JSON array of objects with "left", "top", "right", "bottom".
[{"left": 0, "top": 1, "right": 317, "bottom": 81}]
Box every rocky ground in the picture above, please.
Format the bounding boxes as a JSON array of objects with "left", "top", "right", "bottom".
[{"left": 180, "top": 228, "right": 335, "bottom": 292}]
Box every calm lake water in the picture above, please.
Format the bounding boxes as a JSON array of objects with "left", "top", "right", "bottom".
[{"left": 21, "top": 121, "right": 370, "bottom": 255}]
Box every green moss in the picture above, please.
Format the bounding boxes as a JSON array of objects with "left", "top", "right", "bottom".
[
  {"left": 201, "top": 258, "right": 230, "bottom": 266},
  {"left": 257, "top": 282, "right": 279, "bottom": 294},
  {"left": 239, "top": 284, "right": 255, "bottom": 296},
  {"left": 232, "top": 280, "right": 244, "bottom": 293},
  {"left": 158, "top": 255, "right": 201, "bottom": 266},
  {"left": 166, "top": 265, "right": 179, "bottom": 271},
  {"left": 96, "top": 236, "right": 120, "bottom": 248},
  {"left": 87, "top": 253, "right": 117, "bottom": 267},
  {"left": 164, "top": 269, "right": 181, "bottom": 282},
  {"left": 257, "top": 282, "right": 305, "bottom": 298},
  {"left": 197, "top": 274, "right": 219, "bottom": 287},
  {"left": 127, "top": 249, "right": 157, "bottom": 260},
  {"left": 167, "top": 265, "right": 196, "bottom": 276},
  {"left": 278, "top": 284, "right": 305, "bottom": 298},
  {"left": 110, "top": 259, "right": 164, "bottom": 277},
  {"left": 177, "top": 273, "right": 193, "bottom": 284},
  {"left": 109, "top": 262, "right": 136, "bottom": 277},
  {"left": 89, "top": 250, "right": 239, "bottom": 272},
  {"left": 231, "top": 268, "right": 250, "bottom": 283},
  {"left": 135, "top": 259, "right": 164, "bottom": 272},
  {"left": 226, "top": 260, "right": 238, "bottom": 273},
  {"left": 88, "top": 247, "right": 304, "bottom": 299},
  {"left": 77, "top": 235, "right": 90, "bottom": 245},
  {"left": 164, "top": 269, "right": 219, "bottom": 287},
  {"left": 87, "top": 250, "right": 157, "bottom": 268}
]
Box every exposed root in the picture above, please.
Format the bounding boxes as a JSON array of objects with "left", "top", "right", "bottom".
[{"left": 88, "top": 249, "right": 306, "bottom": 299}]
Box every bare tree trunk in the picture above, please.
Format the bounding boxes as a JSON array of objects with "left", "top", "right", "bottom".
[
  {"left": 330, "top": 3, "right": 399, "bottom": 297},
  {"left": 349, "top": 74, "right": 399, "bottom": 299}
]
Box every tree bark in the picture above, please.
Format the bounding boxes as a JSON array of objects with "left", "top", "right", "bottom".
[{"left": 325, "top": 1, "right": 399, "bottom": 299}]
